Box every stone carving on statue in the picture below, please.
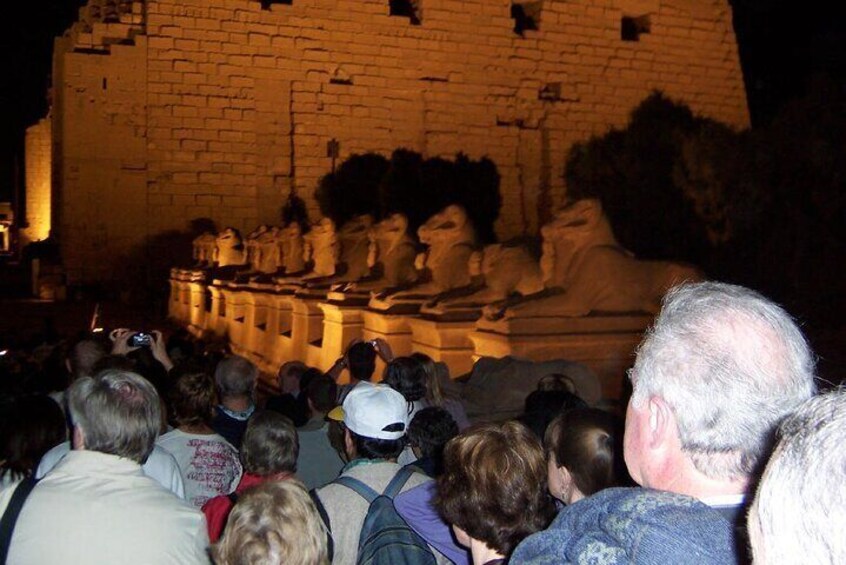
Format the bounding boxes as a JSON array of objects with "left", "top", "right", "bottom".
[
  {"left": 298, "top": 214, "right": 374, "bottom": 296},
  {"left": 256, "top": 226, "right": 283, "bottom": 274},
  {"left": 279, "top": 222, "right": 307, "bottom": 275},
  {"left": 303, "top": 217, "right": 340, "bottom": 279},
  {"left": 327, "top": 213, "right": 419, "bottom": 304},
  {"left": 420, "top": 242, "right": 545, "bottom": 320},
  {"left": 272, "top": 219, "right": 324, "bottom": 290},
  {"left": 482, "top": 198, "right": 703, "bottom": 320},
  {"left": 369, "top": 204, "right": 477, "bottom": 314},
  {"left": 245, "top": 225, "right": 269, "bottom": 272},
  {"left": 214, "top": 227, "right": 247, "bottom": 268},
  {"left": 192, "top": 232, "right": 217, "bottom": 267}
]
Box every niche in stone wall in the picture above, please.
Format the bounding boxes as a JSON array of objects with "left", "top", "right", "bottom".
[
  {"left": 621, "top": 14, "right": 651, "bottom": 41},
  {"left": 511, "top": 1, "right": 542, "bottom": 35},
  {"left": 390, "top": 0, "right": 421, "bottom": 25},
  {"left": 258, "top": 0, "right": 293, "bottom": 10}
]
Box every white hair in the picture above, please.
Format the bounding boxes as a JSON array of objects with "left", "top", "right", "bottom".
[
  {"left": 750, "top": 389, "right": 846, "bottom": 564},
  {"left": 213, "top": 479, "right": 329, "bottom": 565},
  {"left": 630, "top": 281, "right": 816, "bottom": 479},
  {"left": 67, "top": 369, "right": 161, "bottom": 463}
]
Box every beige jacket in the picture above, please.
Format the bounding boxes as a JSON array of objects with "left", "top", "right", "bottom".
[{"left": 0, "top": 450, "right": 209, "bottom": 565}]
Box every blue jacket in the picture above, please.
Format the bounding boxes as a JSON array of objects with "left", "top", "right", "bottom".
[{"left": 511, "top": 487, "right": 738, "bottom": 565}]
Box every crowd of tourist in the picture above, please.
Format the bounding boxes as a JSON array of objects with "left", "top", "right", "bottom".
[{"left": 0, "top": 281, "right": 842, "bottom": 564}]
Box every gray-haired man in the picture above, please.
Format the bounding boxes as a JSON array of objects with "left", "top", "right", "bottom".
[
  {"left": 513, "top": 282, "right": 816, "bottom": 564},
  {"left": 749, "top": 389, "right": 845, "bottom": 564},
  {"left": 0, "top": 370, "right": 209, "bottom": 564}
]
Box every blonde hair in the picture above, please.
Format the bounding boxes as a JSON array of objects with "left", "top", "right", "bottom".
[{"left": 213, "top": 480, "right": 329, "bottom": 565}]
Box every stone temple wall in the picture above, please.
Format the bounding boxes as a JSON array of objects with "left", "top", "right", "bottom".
[
  {"left": 22, "top": 117, "right": 53, "bottom": 245},
  {"left": 46, "top": 0, "right": 748, "bottom": 283}
]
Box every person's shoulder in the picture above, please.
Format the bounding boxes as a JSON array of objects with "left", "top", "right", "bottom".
[
  {"left": 148, "top": 443, "right": 180, "bottom": 464},
  {"left": 403, "top": 467, "right": 433, "bottom": 491},
  {"left": 201, "top": 491, "right": 231, "bottom": 514},
  {"left": 36, "top": 441, "right": 71, "bottom": 477},
  {"left": 559, "top": 488, "right": 735, "bottom": 563},
  {"left": 156, "top": 428, "right": 184, "bottom": 444}
]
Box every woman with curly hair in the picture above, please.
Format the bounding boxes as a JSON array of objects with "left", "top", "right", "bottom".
[{"left": 435, "top": 421, "right": 556, "bottom": 565}]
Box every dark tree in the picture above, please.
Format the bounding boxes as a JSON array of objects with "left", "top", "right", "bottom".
[
  {"left": 281, "top": 189, "right": 310, "bottom": 232},
  {"left": 314, "top": 153, "right": 389, "bottom": 227}
]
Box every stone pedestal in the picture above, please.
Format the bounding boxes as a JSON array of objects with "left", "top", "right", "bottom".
[
  {"left": 206, "top": 285, "right": 228, "bottom": 337},
  {"left": 188, "top": 281, "right": 208, "bottom": 332},
  {"left": 219, "top": 286, "right": 249, "bottom": 350},
  {"left": 318, "top": 303, "right": 365, "bottom": 376},
  {"left": 267, "top": 294, "right": 295, "bottom": 371},
  {"left": 470, "top": 313, "right": 653, "bottom": 401},
  {"left": 168, "top": 276, "right": 182, "bottom": 321},
  {"left": 176, "top": 278, "right": 192, "bottom": 325},
  {"left": 233, "top": 288, "right": 276, "bottom": 371},
  {"left": 362, "top": 311, "right": 415, "bottom": 379},
  {"left": 407, "top": 318, "right": 475, "bottom": 378},
  {"left": 291, "top": 297, "right": 325, "bottom": 369}
]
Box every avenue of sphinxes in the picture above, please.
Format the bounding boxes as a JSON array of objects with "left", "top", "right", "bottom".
[
  {"left": 26, "top": 0, "right": 748, "bottom": 283},
  {"left": 26, "top": 0, "right": 749, "bottom": 403}
]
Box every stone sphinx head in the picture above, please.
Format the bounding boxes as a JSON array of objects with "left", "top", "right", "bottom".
[
  {"left": 216, "top": 227, "right": 246, "bottom": 267},
  {"left": 280, "top": 222, "right": 306, "bottom": 273},
  {"left": 417, "top": 204, "right": 477, "bottom": 290},
  {"left": 334, "top": 214, "right": 374, "bottom": 280},
  {"left": 305, "top": 217, "right": 339, "bottom": 276},
  {"left": 418, "top": 204, "right": 474, "bottom": 247},
  {"left": 193, "top": 232, "right": 217, "bottom": 263},
  {"left": 369, "top": 213, "right": 411, "bottom": 262},
  {"left": 539, "top": 199, "right": 617, "bottom": 287}
]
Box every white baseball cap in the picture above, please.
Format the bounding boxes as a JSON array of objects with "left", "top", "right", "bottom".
[{"left": 340, "top": 383, "right": 409, "bottom": 441}]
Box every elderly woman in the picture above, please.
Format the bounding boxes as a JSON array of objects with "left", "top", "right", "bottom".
[
  {"left": 435, "top": 421, "right": 556, "bottom": 565},
  {"left": 213, "top": 479, "right": 329, "bottom": 565},
  {"left": 202, "top": 410, "right": 299, "bottom": 542}
]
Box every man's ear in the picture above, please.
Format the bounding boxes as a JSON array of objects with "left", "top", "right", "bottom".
[
  {"left": 646, "top": 396, "right": 676, "bottom": 449},
  {"left": 344, "top": 428, "right": 356, "bottom": 460}
]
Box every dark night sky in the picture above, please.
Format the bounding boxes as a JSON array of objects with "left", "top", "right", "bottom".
[{"left": 1, "top": 0, "right": 844, "bottom": 204}]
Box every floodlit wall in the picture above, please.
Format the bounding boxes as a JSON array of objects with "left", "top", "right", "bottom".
[{"left": 48, "top": 0, "right": 749, "bottom": 283}]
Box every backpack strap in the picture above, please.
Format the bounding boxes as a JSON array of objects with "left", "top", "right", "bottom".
[
  {"left": 383, "top": 466, "right": 415, "bottom": 499},
  {"left": 309, "top": 488, "right": 334, "bottom": 562},
  {"left": 0, "top": 476, "right": 40, "bottom": 564},
  {"left": 334, "top": 476, "right": 380, "bottom": 504}
]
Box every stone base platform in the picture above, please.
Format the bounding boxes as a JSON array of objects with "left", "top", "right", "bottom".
[
  {"left": 361, "top": 311, "right": 416, "bottom": 379},
  {"left": 470, "top": 313, "right": 654, "bottom": 400},
  {"left": 407, "top": 317, "right": 476, "bottom": 377}
]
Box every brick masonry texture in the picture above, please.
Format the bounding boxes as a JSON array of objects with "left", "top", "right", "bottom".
[{"left": 37, "top": 0, "right": 748, "bottom": 283}]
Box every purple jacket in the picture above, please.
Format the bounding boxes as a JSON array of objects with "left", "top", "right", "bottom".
[{"left": 395, "top": 481, "right": 471, "bottom": 565}]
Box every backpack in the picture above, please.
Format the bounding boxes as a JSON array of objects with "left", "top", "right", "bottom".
[{"left": 334, "top": 467, "right": 437, "bottom": 565}]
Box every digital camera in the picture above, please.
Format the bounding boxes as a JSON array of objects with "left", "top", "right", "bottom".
[{"left": 129, "top": 332, "right": 152, "bottom": 347}]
